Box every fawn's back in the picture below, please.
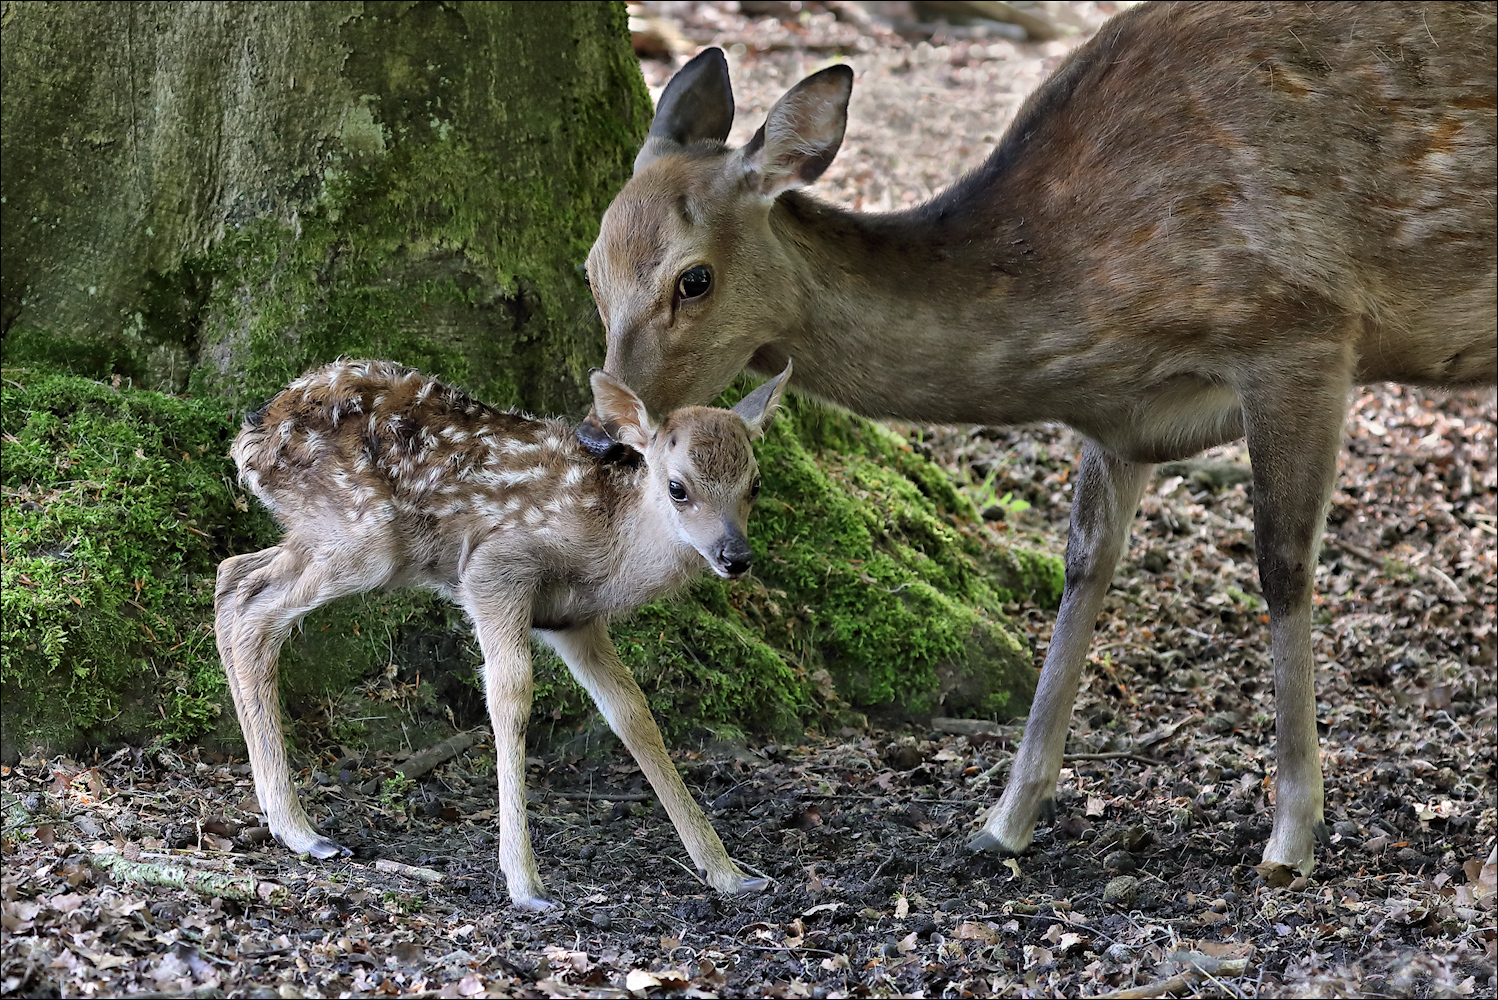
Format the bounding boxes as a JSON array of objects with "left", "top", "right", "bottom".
[{"left": 234, "top": 360, "right": 610, "bottom": 588}]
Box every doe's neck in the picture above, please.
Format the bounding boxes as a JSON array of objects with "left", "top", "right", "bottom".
[{"left": 756, "top": 190, "right": 1057, "bottom": 427}]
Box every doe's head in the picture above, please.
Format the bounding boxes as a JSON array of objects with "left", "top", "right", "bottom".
[
  {"left": 589, "top": 360, "right": 792, "bottom": 579},
  {"left": 584, "top": 47, "right": 850, "bottom": 426}
]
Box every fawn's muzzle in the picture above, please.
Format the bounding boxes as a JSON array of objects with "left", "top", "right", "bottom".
[{"left": 716, "top": 530, "right": 753, "bottom": 577}]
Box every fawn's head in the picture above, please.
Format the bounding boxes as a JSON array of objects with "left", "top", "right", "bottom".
[
  {"left": 586, "top": 48, "right": 850, "bottom": 424},
  {"left": 589, "top": 360, "right": 792, "bottom": 578}
]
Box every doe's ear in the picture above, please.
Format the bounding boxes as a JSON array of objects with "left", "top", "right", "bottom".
[
  {"left": 635, "top": 47, "right": 735, "bottom": 174},
  {"left": 739, "top": 64, "right": 852, "bottom": 200},
  {"left": 732, "top": 359, "right": 793, "bottom": 440},
  {"left": 590, "top": 370, "right": 654, "bottom": 453}
]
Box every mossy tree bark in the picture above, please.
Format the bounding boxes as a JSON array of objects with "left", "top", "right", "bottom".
[
  {"left": 3, "top": 0, "right": 645, "bottom": 413},
  {"left": 1, "top": 0, "right": 1056, "bottom": 761}
]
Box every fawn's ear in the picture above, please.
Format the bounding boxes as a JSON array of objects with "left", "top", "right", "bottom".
[
  {"left": 737, "top": 64, "right": 852, "bottom": 200},
  {"left": 732, "top": 359, "right": 792, "bottom": 440},
  {"left": 590, "top": 370, "right": 654, "bottom": 452},
  {"left": 635, "top": 47, "right": 735, "bottom": 173}
]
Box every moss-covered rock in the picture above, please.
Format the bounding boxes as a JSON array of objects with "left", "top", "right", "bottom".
[
  {"left": 0, "top": 367, "right": 1058, "bottom": 759},
  {"left": 1, "top": 1, "right": 1061, "bottom": 759}
]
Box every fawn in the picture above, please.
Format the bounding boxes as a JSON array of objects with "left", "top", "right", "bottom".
[
  {"left": 582, "top": 2, "right": 1497, "bottom": 878},
  {"left": 215, "top": 358, "right": 791, "bottom": 909}
]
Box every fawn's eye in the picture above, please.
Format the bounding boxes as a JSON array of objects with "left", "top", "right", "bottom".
[
  {"left": 749, "top": 477, "right": 761, "bottom": 500},
  {"left": 676, "top": 265, "right": 712, "bottom": 302},
  {"left": 669, "top": 480, "right": 688, "bottom": 503}
]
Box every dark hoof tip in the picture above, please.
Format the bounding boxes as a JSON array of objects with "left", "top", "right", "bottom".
[
  {"left": 1314, "top": 821, "right": 1332, "bottom": 846},
  {"left": 305, "top": 838, "right": 350, "bottom": 860},
  {"left": 967, "top": 830, "right": 1011, "bottom": 854},
  {"left": 1037, "top": 799, "right": 1057, "bottom": 825}
]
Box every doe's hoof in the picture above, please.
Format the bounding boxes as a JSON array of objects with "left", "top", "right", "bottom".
[
  {"left": 304, "top": 836, "right": 352, "bottom": 860},
  {"left": 732, "top": 876, "right": 771, "bottom": 894},
  {"left": 513, "top": 893, "right": 561, "bottom": 912}
]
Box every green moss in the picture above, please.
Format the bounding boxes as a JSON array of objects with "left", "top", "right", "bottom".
[
  {"left": 0, "top": 370, "right": 257, "bottom": 755},
  {"left": 0, "top": 2, "right": 1060, "bottom": 755}
]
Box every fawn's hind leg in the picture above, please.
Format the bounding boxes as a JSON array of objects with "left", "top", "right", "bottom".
[
  {"left": 541, "top": 621, "right": 768, "bottom": 896},
  {"left": 225, "top": 545, "right": 392, "bottom": 859},
  {"left": 215, "top": 546, "right": 283, "bottom": 807}
]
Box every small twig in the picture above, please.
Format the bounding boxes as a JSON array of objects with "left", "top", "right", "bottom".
[
  {"left": 1065, "top": 751, "right": 1164, "bottom": 767},
  {"left": 1093, "top": 973, "right": 1193, "bottom": 999},
  {"left": 802, "top": 792, "right": 969, "bottom": 805},
  {"left": 533, "top": 789, "right": 653, "bottom": 802},
  {"left": 397, "top": 729, "right": 484, "bottom": 781},
  {"left": 665, "top": 855, "right": 707, "bottom": 887},
  {"left": 89, "top": 851, "right": 285, "bottom": 904},
  {"left": 373, "top": 858, "right": 444, "bottom": 883}
]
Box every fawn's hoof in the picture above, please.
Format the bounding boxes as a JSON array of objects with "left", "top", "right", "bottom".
[
  {"left": 968, "top": 797, "right": 1055, "bottom": 854},
  {"left": 706, "top": 868, "right": 770, "bottom": 895}
]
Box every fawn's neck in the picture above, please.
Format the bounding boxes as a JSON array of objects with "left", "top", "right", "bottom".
[{"left": 591, "top": 477, "right": 702, "bottom": 613}]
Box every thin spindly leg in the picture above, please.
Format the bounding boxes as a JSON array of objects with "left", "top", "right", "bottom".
[
  {"left": 541, "top": 621, "right": 768, "bottom": 894},
  {"left": 215, "top": 546, "right": 281, "bottom": 808},
  {"left": 462, "top": 585, "right": 553, "bottom": 909},
  {"left": 971, "top": 442, "right": 1152, "bottom": 854},
  {"left": 229, "top": 546, "right": 389, "bottom": 858}
]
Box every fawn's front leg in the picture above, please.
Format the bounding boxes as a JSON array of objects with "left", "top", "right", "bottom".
[
  {"left": 971, "top": 443, "right": 1152, "bottom": 854},
  {"left": 541, "top": 621, "right": 768, "bottom": 895},
  {"left": 462, "top": 586, "right": 554, "bottom": 910},
  {"left": 1239, "top": 362, "right": 1350, "bottom": 876}
]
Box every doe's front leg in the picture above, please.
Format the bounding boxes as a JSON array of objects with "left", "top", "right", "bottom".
[
  {"left": 464, "top": 589, "right": 556, "bottom": 910},
  {"left": 971, "top": 443, "right": 1152, "bottom": 854},
  {"left": 541, "top": 621, "right": 768, "bottom": 896}
]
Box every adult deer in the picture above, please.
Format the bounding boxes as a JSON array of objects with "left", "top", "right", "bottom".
[
  {"left": 582, "top": 2, "right": 1497, "bottom": 877},
  {"left": 217, "top": 359, "right": 789, "bottom": 908}
]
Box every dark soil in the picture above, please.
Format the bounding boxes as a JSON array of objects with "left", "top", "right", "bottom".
[{"left": 3, "top": 3, "right": 1494, "bottom": 998}]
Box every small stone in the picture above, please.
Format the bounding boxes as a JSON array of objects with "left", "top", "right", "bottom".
[
  {"left": 590, "top": 912, "right": 612, "bottom": 930},
  {"left": 1103, "top": 851, "right": 1137, "bottom": 873},
  {"left": 1104, "top": 942, "right": 1134, "bottom": 964},
  {"left": 981, "top": 504, "right": 1004, "bottom": 522},
  {"left": 1210, "top": 898, "right": 1228, "bottom": 913},
  {"left": 914, "top": 918, "right": 939, "bottom": 939},
  {"left": 1333, "top": 820, "right": 1360, "bottom": 839},
  {"left": 1104, "top": 876, "right": 1141, "bottom": 907}
]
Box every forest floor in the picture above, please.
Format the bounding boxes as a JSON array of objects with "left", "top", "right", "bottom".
[{"left": 3, "top": 3, "right": 1495, "bottom": 998}]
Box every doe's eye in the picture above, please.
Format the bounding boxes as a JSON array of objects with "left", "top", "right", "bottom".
[
  {"left": 749, "top": 477, "right": 761, "bottom": 500},
  {"left": 669, "top": 480, "right": 688, "bottom": 503},
  {"left": 677, "top": 265, "right": 712, "bottom": 301}
]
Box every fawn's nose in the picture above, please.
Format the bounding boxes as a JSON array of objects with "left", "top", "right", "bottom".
[{"left": 717, "top": 533, "right": 753, "bottom": 577}]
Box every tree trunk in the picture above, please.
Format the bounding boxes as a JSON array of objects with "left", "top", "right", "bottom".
[
  {"left": 2, "top": 0, "right": 647, "bottom": 414},
  {"left": 0, "top": 0, "right": 1053, "bottom": 761}
]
